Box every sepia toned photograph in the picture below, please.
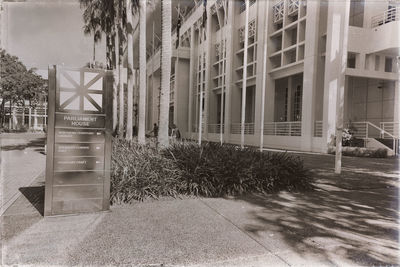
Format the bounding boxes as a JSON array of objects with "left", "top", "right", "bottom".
[{"left": 0, "top": 0, "right": 399, "bottom": 266}]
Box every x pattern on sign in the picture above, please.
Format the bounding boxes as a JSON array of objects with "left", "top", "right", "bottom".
[{"left": 59, "top": 69, "right": 103, "bottom": 112}]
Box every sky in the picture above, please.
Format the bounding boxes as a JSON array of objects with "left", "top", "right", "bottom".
[{"left": 2, "top": 0, "right": 106, "bottom": 78}]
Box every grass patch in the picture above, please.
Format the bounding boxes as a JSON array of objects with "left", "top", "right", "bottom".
[{"left": 111, "top": 138, "right": 312, "bottom": 204}]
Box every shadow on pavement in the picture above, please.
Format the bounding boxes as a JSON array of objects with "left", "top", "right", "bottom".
[
  {"left": 0, "top": 137, "right": 46, "bottom": 151},
  {"left": 234, "top": 155, "right": 399, "bottom": 266},
  {"left": 19, "top": 185, "right": 45, "bottom": 216}
]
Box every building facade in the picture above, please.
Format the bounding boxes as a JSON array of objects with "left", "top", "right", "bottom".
[{"left": 142, "top": 0, "right": 399, "bottom": 154}]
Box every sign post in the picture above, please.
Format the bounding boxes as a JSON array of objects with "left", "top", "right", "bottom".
[{"left": 44, "top": 66, "right": 113, "bottom": 216}]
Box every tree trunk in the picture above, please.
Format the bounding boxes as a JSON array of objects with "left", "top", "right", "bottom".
[
  {"left": 93, "top": 36, "right": 96, "bottom": 64},
  {"left": 138, "top": 0, "right": 147, "bottom": 144},
  {"left": 115, "top": 15, "right": 124, "bottom": 137},
  {"left": 125, "top": 0, "right": 134, "bottom": 141},
  {"left": 113, "top": 28, "right": 120, "bottom": 132},
  {"left": 159, "top": 0, "right": 172, "bottom": 148}
]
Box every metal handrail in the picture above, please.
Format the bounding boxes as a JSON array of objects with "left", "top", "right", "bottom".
[
  {"left": 380, "top": 122, "right": 400, "bottom": 138},
  {"left": 208, "top": 123, "right": 224, "bottom": 134},
  {"left": 231, "top": 123, "right": 255, "bottom": 135},
  {"left": 348, "top": 121, "right": 397, "bottom": 154},
  {"left": 263, "top": 121, "right": 301, "bottom": 136}
]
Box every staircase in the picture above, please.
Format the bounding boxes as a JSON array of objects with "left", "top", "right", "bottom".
[{"left": 347, "top": 121, "right": 399, "bottom": 156}]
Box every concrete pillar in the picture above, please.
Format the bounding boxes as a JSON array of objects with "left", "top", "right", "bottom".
[
  {"left": 223, "top": 0, "right": 235, "bottom": 141},
  {"left": 322, "top": 0, "right": 351, "bottom": 150},
  {"left": 395, "top": 80, "right": 400, "bottom": 137},
  {"left": 12, "top": 106, "right": 17, "bottom": 130},
  {"left": 28, "top": 107, "right": 32, "bottom": 129},
  {"left": 34, "top": 108, "right": 38, "bottom": 130},
  {"left": 22, "top": 106, "right": 25, "bottom": 127},
  {"left": 203, "top": 3, "right": 212, "bottom": 139},
  {"left": 301, "top": 0, "right": 320, "bottom": 151},
  {"left": 188, "top": 26, "right": 195, "bottom": 137},
  {"left": 254, "top": 0, "right": 268, "bottom": 147}
]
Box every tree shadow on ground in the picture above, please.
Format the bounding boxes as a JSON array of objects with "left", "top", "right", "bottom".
[
  {"left": 0, "top": 137, "right": 45, "bottom": 151},
  {"left": 19, "top": 185, "right": 45, "bottom": 216},
  {"left": 234, "top": 155, "right": 399, "bottom": 265}
]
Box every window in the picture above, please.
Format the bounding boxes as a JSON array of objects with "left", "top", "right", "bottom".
[
  {"left": 385, "top": 57, "right": 393, "bottom": 72},
  {"left": 375, "top": 55, "right": 380, "bottom": 71},
  {"left": 349, "top": 0, "right": 365, "bottom": 27},
  {"left": 347, "top": 53, "right": 356, "bottom": 68},
  {"left": 293, "top": 85, "right": 302, "bottom": 121},
  {"left": 284, "top": 88, "right": 288, "bottom": 121}
]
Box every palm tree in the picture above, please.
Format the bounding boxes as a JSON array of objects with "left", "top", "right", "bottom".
[
  {"left": 82, "top": 0, "right": 102, "bottom": 65},
  {"left": 158, "top": 0, "right": 172, "bottom": 148},
  {"left": 137, "top": 0, "right": 146, "bottom": 144}
]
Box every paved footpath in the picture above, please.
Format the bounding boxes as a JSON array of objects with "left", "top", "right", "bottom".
[
  {"left": 0, "top": 133, "right": 46, "bottom": 215},
  {"left": 1, "top": 138, "right": 399, "bottom": 266}
]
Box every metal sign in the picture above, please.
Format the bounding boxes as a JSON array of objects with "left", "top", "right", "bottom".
[{"left": 45, "top": 66, "right": 113, "bottom": 216}]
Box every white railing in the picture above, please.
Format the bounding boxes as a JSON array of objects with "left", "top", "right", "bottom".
[
  {"left": 380, "top": 122, "right": 400, "bottom": 139},
  {"left": 371, "top": 7, "right": 400, "bottom": 28},
  {"left": 208, "top": 123, "right": 224, "bottom": 134},
  {"left": 231, "top": 123, "right": 255, "bottom": 135},
  {"left": 263, "top": 121, "right": 301, "bottom": 136},
  {"left": 347, "top": 121, "right": 397, "bottom": 151},
  {"left": 346, "top": 121, "right": 394, "bottom": 139},
  {"left": 314, "top": 120, "right": 323, "bottom": 137}
]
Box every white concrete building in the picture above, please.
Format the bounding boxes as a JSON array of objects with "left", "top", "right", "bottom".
[{"left": 135, "top": 0, "right": 399, "bottom": 155}]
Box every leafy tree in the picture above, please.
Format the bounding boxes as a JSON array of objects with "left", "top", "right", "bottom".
[{"left": 0, "top": 49, "right": 47, "bottom": 126}]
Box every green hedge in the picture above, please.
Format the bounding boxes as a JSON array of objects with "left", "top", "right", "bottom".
[{"left": 111, "top": 139, "right": 313, "bottom": 204}]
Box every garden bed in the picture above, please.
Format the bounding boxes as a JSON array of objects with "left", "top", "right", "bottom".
[
  {"left": 111, "top": 138, "right": 313, "bottom": 204},
  {"left": 327, "top": 146, "right": 388, "bottom": 158}
]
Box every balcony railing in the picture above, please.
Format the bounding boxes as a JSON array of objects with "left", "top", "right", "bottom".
[
  {"left": 231, "top": 123, "right": 255, "bottom": 135},
  {"left": 208, "top": 123, "right": 224, "bottom": 134},
  {"left": 314, "top": 120, "right": 323, "bottom": 137},
  {"left": 263, "top": 121, "right": 301, "bottom": 136},
  {"left": 371, "top": 7, "right": 400, "bottom": 28}
]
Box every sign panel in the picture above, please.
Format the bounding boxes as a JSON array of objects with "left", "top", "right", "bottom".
[
  {"left": 55, "top": 128, "right": 105, "bottom": 143},
  {"left": 45, "top": 66, "right": 113, "bottom": 216}
]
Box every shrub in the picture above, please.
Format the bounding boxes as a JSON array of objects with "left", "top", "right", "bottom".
[
  {"left": 163, "top": 142, "right": 312, "bottom": 196},
  {"left": 111, "top": 139, "right": 313, "bottom": 204},
  {"left": 111, "top": 138, "right": 186, "bottom": 203}
]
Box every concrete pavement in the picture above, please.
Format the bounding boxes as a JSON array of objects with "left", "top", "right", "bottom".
[
  {"left": 0, "top": 133, "right": 46, "bottom": 215},
  {"left": 1, "top": 134, "right": 399, "bottom": 266}
]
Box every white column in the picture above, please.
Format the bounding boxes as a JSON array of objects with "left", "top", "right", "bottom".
[
  {"left": 301, "top": 0, "right": 320, "bottom": 151},
  {"left": 188, "top": 26, "right": 195, "bottom": 138},
  {"left": 12, "top": 106, "right": 17, "bottom": 129},
  {"left": 258, "top": 0, "right": 269, "bottom": 151},
  {"left": 394, "top": 80, "right": 400, "bottom": 137},
  {"left": 33, "top": 108, "right": 38, "bottom": 130},
  {"left": 322, "top": 0, "right": 351, "bottom": 173},
  {"left": 224, "top": 0, "right": 235, "bottom": 142},
  {"left": 28, "top": 107, "right": 32, "bottom": 129},
  {"left": 203, "top": 3, "right": 212, "bottom": 140},
  {"left": 240, "top": 0, "right": 250, "bottom": 148}
]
